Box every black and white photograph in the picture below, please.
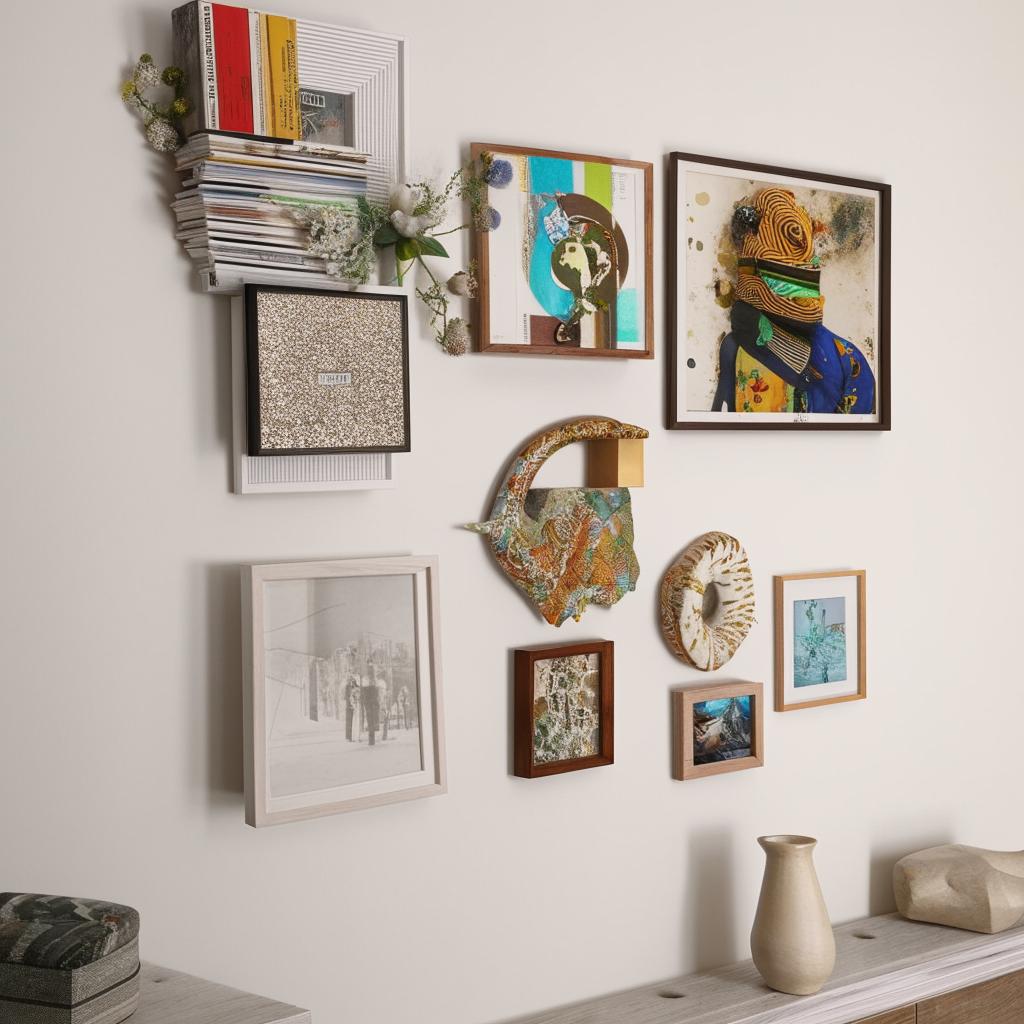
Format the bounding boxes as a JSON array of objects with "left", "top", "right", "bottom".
[{"left": 243, "top": 557, "right": 446, "bottom": 826}]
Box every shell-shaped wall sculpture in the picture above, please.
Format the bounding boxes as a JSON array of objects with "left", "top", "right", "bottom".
[
  {"left": 467, "top": 417, "right": 649, "bottom": 626},
  {"left": 660, "top": 531, "right": 756, "bottom": 670}
]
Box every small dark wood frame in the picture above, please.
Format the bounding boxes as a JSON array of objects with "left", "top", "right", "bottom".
[
  {"left": 672, "top": 681, "right": 764, "bottom": 781},
  {"left": 773, "top": 570, "right": 867, "bottom": 712},
  {"left": 666, "top": 151, "right": 891, "bottom": 430},
  {"left": 514, "top": 640, "right": 614, "bottom": 778},
  {"left": 244, "top": 284, "right": 411, "bottom": 456},
  {"left": 471, "top": 143, "right": 654, "bottom": 359}
]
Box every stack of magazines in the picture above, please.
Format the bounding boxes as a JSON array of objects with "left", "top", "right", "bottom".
[{"left": 172, "top": 131, "right": 369, "bottom": 290}]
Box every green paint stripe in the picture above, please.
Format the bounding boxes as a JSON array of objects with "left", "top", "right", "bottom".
[{"left": 584, "top": 162, "right": 613, "bottom": 211}]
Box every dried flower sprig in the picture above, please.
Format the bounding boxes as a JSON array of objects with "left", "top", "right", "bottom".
[
  {"left": 279, "top": 154, "right": 505, "bottom": 355},
  {"left": 121, "top": 54, "right": 190, "bottom": 152}
]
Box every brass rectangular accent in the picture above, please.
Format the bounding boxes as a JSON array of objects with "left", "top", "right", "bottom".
[{"left": 586, "top": 438, "right": 645, "bottom": 488}]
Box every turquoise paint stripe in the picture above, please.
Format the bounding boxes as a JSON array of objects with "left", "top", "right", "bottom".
[
  {"left": 528, "top": 156, "right": 573, "bottom": 197},
  {"left": 616, "top": 288, "right": 639, "bottom": 344},
  {"left": 528, "top": 154, "right": 576, "bottom": 318}
]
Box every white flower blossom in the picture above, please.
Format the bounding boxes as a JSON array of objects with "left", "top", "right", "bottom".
[
  {"left": 145, "top": 118, "right": 180, "bottom": 152},
  {"left": 133, "top": 59, "right": 162, "bottom": 91}
]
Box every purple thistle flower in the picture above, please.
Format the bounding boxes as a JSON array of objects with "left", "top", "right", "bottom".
[
  {"left": 485, "top": 158, "right": 513, "bottom": 188},
  {"left": 485, "top": 206, "right": 501, "bottom": 231}
]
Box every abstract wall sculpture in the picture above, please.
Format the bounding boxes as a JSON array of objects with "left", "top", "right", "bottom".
[
  {"left": 660, "top": 531, "right": 755, "bottom": 670},
  {"left": 467, "top": 417, "right": 648, "bottom": 626}
]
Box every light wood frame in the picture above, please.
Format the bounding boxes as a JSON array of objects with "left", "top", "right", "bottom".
[
  {"left": 774, "top": 570, "right": 867, "bottom": 712},
  {"left": 672, "top": 681, "right": 764, "bottom": 781},
  {"left": 471, "top": 142, "right": 654, "bottom": 358},
  {"left": 513, "top": 640, "right": 614, "bottom": 778},
  {"left": 241, "top": 556, "right": 446, "bottom": 826}
]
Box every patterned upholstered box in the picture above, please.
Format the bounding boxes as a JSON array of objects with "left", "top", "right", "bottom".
[{"left": 0, "top": 894, "right": 140, "bottom": 1024}]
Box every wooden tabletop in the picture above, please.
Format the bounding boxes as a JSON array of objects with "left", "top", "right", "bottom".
[
  {"left": 503, "top": 914, "right": 1024, "bottom": 1024},
  {"left": 133, "top": 963, "right": 310, "bottom": 1024}
]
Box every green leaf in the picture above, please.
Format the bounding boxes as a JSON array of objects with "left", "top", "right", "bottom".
[
  {"left": 374, "top": 224, "right": 400, "bottom": 246},
  {"left": 417, "top": 236, "right": 449, "bottom": 259},
  {"left": 395, "top": 238, "right": 420, "bottom": 261}
]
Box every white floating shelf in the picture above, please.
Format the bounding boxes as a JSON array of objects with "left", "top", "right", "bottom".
[{"left": 206, "top": 264, "right": 405, "bottom": 297}]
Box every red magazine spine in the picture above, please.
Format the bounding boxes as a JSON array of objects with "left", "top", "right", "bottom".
[{"left": 211, "top": 4, "right": 254, "bottom": 134}]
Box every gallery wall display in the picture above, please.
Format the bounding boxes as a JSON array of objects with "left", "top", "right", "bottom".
[
  {"left": 773, "top": 570, "right": 866, "bottom": 711},
  {"left": 513, "top": 640, "right": 614, "bottom": 778},
  {"left": 245, "top": 284, "right": 410, "bottom": 456},
  {"left": 672, "top": 681, "right": 764, "bottom": 781},
  {"left": 467, "top": 417, "right": 649, "bottom": 626},
  {"left": 471, "top": 143, "right": 653, "bottom": 358},
  {"left": 667, "top": 152, "right": 890, "bottom": 430},
  {"left": 660, "top": 532, "right": 756, "bottom": 671},
  {"left": 241, "top": 556, "right": 445, "bottom": 826}
]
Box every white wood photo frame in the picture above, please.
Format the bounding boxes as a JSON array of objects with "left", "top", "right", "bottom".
[{"left": 242, "top": 556, "right": 445, "bottom": 826}]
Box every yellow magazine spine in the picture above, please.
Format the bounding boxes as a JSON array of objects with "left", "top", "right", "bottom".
[{"left": 265, "top": 14, "right": 299, "bottom": 140}]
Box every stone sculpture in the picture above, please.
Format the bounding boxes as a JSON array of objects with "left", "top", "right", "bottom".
[{"left": 893, "top": 844, "right": 1024, "bottom": 934}]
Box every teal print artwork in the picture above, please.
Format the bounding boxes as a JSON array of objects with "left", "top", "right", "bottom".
[
  {"left": 793, "top": 597, "right": 847, "bottom": 686},
  {"left": 693, "top": 696, "right": 752, "bottom": 764}
]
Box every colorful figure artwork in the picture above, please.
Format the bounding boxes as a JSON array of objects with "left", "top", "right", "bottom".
[
  {"left": 467, "top": 417, "right": 648, "bottom": 626},
  {"left": 660, "top": 531, "right": 756, "bottom": 671},
  {"left": 473, "top": 144, "right": 653, "bottom": 357},
  {"left": 668, "top": 153, "right": 890, "bottom": 429}
]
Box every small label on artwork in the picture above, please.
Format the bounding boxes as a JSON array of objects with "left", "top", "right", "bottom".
[{"left": 318, "top": 372, "right": 352, "bottom": 386}]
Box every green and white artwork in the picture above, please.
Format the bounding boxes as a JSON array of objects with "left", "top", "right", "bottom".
[
  {"left": 532, "top": 653, "right": 601, "bottom": 765},
  {"left": 793, "top": 597, "right": 847, "bottom": 686}
]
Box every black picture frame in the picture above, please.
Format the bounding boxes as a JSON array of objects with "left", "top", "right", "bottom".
[
  {"left": 244, "top": 284, "right": 411, "bottom": 456},
  {"left": 666, "top": 152, "right": 891, "bottom": 431}
]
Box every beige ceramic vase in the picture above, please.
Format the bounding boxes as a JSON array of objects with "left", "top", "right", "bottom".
[{"left": 750, "top": 835, "right": 836, "bottom": 996}]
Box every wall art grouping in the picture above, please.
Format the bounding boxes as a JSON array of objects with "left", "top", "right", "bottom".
[
  {"left": 123, "top": 3, "right": 886, "bottom": 819},
  {"left": 667, "top": 153, "right": 891, "bottom": 430},
  {"left": 472, "top": 144, "right": 654, "bottom": 358}
]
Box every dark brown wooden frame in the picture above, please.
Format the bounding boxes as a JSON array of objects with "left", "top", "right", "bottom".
[
  {"left": 666, "top": 151, "right": 891, "bottom": 430},
  {"left": 774, "top": 570, "right": 867, "bottom": 712},
  {"left": 471, "top": 143, "right": 654, "bottom": 359},
  {"left": 672, "top": 681, "right": 764, "bottom": 781},
  {"left": 244, "top": 284, "right": 411, "bottom": 457},
  {"left": 514, "top": 640, "right": 614, "bottom": 778}
]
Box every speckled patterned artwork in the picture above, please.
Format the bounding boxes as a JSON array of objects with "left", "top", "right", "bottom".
[
  {"left": 246, "top": 286, "right": 409, "bottom": 455},
  {"left": 467, "top": 417, "right": 648, "bottom": 626},
  {"left": 532, "top": 653, "right": 600, "bottom": 764}
]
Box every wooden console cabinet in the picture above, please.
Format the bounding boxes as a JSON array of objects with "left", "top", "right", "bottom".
[{"left": 508, "top": 914, "right": 1024, "bottom": 1024}]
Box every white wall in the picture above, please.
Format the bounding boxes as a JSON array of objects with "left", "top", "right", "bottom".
[{"left": 2, "top": 2, "right": 1023, "bottom": 1022}]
